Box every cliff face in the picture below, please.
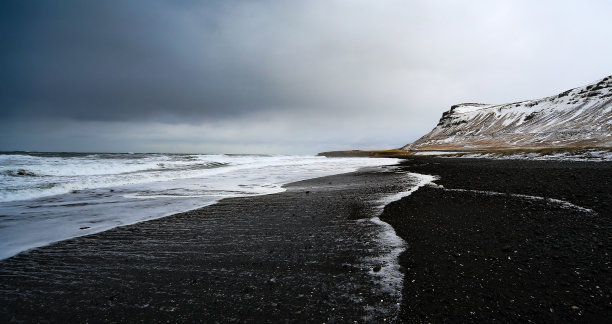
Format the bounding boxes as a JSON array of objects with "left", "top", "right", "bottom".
[{"left": 403, "top": 76, "right": 612, "bottom": 151}]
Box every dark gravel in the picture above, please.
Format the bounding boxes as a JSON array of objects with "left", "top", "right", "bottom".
[{"left": 381, "top": 157, "right": 612, "bottom": 323}]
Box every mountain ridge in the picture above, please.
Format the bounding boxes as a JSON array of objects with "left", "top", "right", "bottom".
[{"left": 403, "top": 76, "right": 612, "bottom": 151}]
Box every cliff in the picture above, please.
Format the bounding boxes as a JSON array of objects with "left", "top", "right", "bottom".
[{"left": 403, "top": 76, "right": 612, "bottom": 151}]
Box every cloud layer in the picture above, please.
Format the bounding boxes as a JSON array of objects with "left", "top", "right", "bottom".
[{"left": 2, "top": 0, "right": 612, "bottom": 153}]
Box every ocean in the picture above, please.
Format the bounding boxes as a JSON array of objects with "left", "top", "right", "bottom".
[{"left": 0, "top": 152, "right": 401, "bottom": 260}]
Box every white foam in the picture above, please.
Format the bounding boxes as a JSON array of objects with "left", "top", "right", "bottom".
[
  {"left": 361, "top": 172, "right": 435, "bottom": 314},
  {"left": 0, "top": 154, "right": 402, "bottom": 260},
  {"left": 0, "top": 154, "right": 397, "bottom": 203},
  {"left": 377, "top": 173, "right": 437, "bottom": 206},
  {"left": 443, "top": 188, "right": 595, "bottom": 214}
]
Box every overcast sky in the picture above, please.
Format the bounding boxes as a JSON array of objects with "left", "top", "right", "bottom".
[{"left": 1, "top": 0, "right": 611, "bottom": 154}]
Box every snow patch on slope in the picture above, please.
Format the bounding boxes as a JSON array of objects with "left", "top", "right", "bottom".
[{"left": 403, "top": 76, "right": 612, "bottom": 151}]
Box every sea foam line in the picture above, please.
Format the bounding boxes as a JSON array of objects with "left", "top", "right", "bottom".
[
  {"left": 433, "top": 185, "right": 595, "bottom": 214},
  {"left": 362, "top": 172, "right": 436, "bottom": 318}
]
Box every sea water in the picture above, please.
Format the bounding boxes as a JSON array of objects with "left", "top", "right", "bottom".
[{"left": 0, "top": 152, "right": 400, "bottom": 260}]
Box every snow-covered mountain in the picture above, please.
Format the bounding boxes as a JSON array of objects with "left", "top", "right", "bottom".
[{"left": 403, "top": 76, "right": 612, "bottom": 151}]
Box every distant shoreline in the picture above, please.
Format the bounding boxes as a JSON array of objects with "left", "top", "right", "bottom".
[{"left": 318, "top": 146, "right": 612, "bottom": 159}]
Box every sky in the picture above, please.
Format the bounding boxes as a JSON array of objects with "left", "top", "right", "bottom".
[{"left": 1, "top": 0, "right": 612, "bottom": 154}]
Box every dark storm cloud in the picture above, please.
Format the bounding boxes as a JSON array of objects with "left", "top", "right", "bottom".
[{"left": 1, "top": 0, "right": 305, "bottom": 121}]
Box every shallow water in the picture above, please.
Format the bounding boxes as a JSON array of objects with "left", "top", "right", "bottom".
[{"left": 0, "top": 152, "right": 400, "bottom": 259}]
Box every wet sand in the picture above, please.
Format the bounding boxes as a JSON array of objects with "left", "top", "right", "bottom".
[{"left": 382, "top": 157, "right": 611, "bottom": 323}]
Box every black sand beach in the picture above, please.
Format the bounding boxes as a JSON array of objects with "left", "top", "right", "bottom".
[
  {"left": 1, "top": 157, "right": 611, "bottom": 323},
  {"left": 382, "top": 157, "right": 612, "bottom": 323}
]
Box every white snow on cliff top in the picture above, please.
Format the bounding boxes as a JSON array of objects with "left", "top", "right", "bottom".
[
  {"left": 451, "top": 103, "right": 493, "bottom": 114},
  {"left": 405, "top": 75, "right": 612, "bottom": 151}
]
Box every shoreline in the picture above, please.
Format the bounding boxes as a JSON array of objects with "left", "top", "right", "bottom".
[
  {"left": 318, "top": 147, "right": 612, "bottom": 160},
  {"left": 0, "top": 155, "right": 399, "bottom": 261},
  {"left": 1, "top": 157, "right": 610, "bottom": 322},
  {"left": 0, "top": 164, "right": 416, "bottom": 323}
]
